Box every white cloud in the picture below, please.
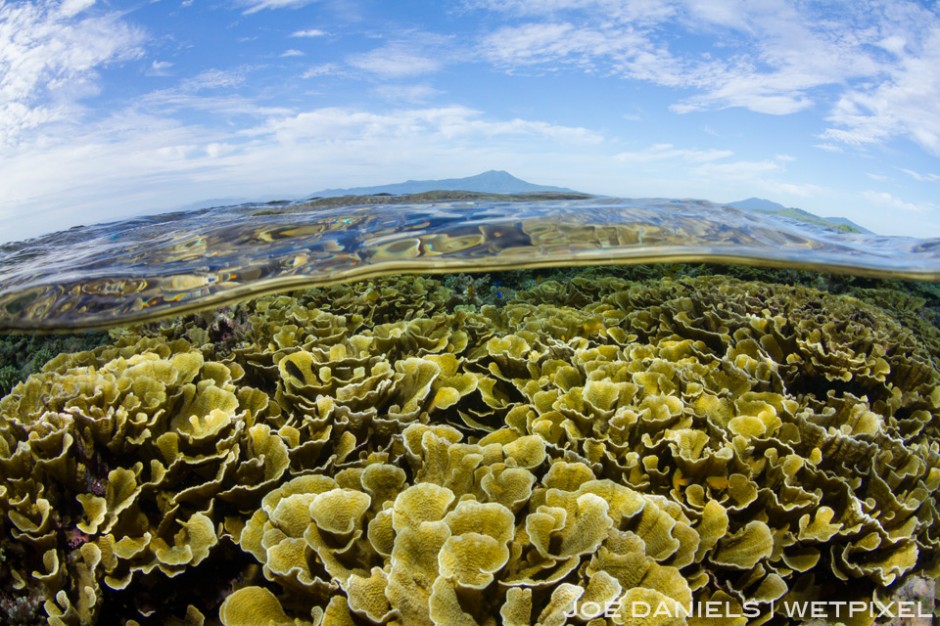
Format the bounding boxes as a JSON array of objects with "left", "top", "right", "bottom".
[
  {"left": 612, "top": 144, "right": 802, "bottom": 182},
  {"left": 302, "top": 63, "right": 339, "bottom": 78},
  {"left": 692, "top": 159, "right": 781, "bottom": 180},
  {"left": 609, "top": 142, "right": 826, "bottom": 205},
  {"left": 614, "top": 143, "right": 733, "bottom": 163},
  {"left": 60, "top": 0, "right": 95, "bottom": 17},
  {"left": 141, "top": 91, "right": 289, "bottom": 118},
  {"left": 679, "top": 0, "right": 749, "bottom": 31},
  {"left": 760, "top": 180, "right": 823, "bottom": 199},
  {"left": 0, "top": 0, "right": 144, "bottom": 143},
  {"left": 481, "top": 21, "right": 682, "bottom": 82},
  {"left": 472, "top": 0, "right": 940, "bottom": 134},
  {"left": 148, "top": 60, "right": 173, "bottom": 76},
  {"left": 253, "top": 105, "right": 603, "bottom": 144},
  {"left": 468, "top": 0, "right": 675, "bottom": 23},
  {"left": 237, "top": 0, "right": 320, "bottom": 14},
  {"left": 180, "top": 69, "right": 246, "bottom": 91},
  {"left": 0, "top": 105, "right": 605, "bottom": 242},
  {"left": 483, "top": 22, "right": 601, "bottom": 66},
  {"left": 348, "top": 45, "right": 442, "bottom": 78},
  {"left": 0, "top": 112, "right": 225, "bottom": 235},
  {"left": 291, "top": 28, "right": 327, "bottom": 38},
  {"left": 670, "top": 78, "right": 815, "bottom": 116},
  {"left": 281, "top": 49, "right": 304, "bottom": 57},
  {"left": 862, "top": 190, "right": 928, "bottom": 213},
  {"left": 373, "top": 84, "right": 442, "bottom": 103},
  {"left": 900, "top": 168, "right": 940, "bottom": 183},
  {"left": 137, "top": 68, "right": 289, "bottom": 118},
  {"left": 610, "top": 144, "right": 819, "bottom": 203},
  {"left": 823, "top": 25, "right": 940, "bottom": 155}
]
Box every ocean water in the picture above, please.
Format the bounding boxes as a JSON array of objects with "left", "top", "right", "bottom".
[
  {"left": 1, "top": 195, "right": 940, "bottom": 625},
  {"left": 0, "top": 194, "right": 938, "bottom": 331}
]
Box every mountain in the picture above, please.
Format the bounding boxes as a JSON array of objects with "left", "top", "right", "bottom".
[
  {"left": 727, "top": 198, "right": 789, "bottom": 213},
  {"left": 727, "top": 197, "right": 872, "bottom": 234},
  {"left": 307, "top": 170, "right": 581, "bottom": 198},
  {"left": 824, "top": 216, "right": 872, "bottom": 232}
]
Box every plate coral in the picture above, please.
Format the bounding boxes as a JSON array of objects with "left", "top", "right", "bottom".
[{"left": 1, "top": 267, "right": 939, "bottom": 625}]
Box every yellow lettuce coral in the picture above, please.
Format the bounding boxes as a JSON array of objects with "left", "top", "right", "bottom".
[{"left": 1, "top": 269, "right": 939, "bottom": 625}]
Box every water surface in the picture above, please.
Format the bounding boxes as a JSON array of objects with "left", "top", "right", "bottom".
[{"left": 1, "top": 193, "right": 938, "bottom": 330}]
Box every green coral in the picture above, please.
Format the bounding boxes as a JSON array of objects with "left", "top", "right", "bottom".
[
  {"left": 0, "top": 332, "right": 109, "bottom": 397},
  {"left": 1, "top": 266, "right": 939, "bottom": 625}
]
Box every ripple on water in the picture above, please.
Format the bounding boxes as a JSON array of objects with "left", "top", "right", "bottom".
[{"left": 0, "top": 193, "right": 937, "bottom": 330}]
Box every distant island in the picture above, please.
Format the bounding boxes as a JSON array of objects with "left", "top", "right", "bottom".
[
  {"left": 306, "top": 170, "right": 581, "bottom": 197},
  {"left": 171, "top": 172, "right": 872, "bottom": 236},
  {"left": 306, "top": 173, "right": 870, "bottom": 235},
  {"left": 726, "top": 197, "right": 871, "bottom": 234}
]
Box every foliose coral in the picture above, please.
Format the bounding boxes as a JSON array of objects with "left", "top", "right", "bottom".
[
  {"left": 1, "top": 267, "right": 939, "bottom": 625},
  {"left": 0, "top": 331, "right": 109, "bottom": 398}
]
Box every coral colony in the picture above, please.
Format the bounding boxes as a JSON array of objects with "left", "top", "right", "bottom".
[{"left": 1, "top": 269, "right": 939, "bottom": 624}]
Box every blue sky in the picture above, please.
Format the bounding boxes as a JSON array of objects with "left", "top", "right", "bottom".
[{"left": 2, "top": 0, "right": 940, "bottom": 242}]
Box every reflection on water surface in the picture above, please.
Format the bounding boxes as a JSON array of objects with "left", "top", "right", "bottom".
[{"left": 0, "top": 193, "right": 937, "bottom": 330}]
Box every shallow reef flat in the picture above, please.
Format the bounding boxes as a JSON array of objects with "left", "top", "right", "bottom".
[{"left": 1, "top": 264, "right": 940, "bottom": 625}]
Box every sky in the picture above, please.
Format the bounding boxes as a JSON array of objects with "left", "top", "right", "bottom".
[{"left": 2, "top": 0, "right": 940, "bottom": 242}]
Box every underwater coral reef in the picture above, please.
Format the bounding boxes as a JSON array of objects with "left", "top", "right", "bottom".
[{"left": 1, "top": 267, "right": 939, "bottom": 625}]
